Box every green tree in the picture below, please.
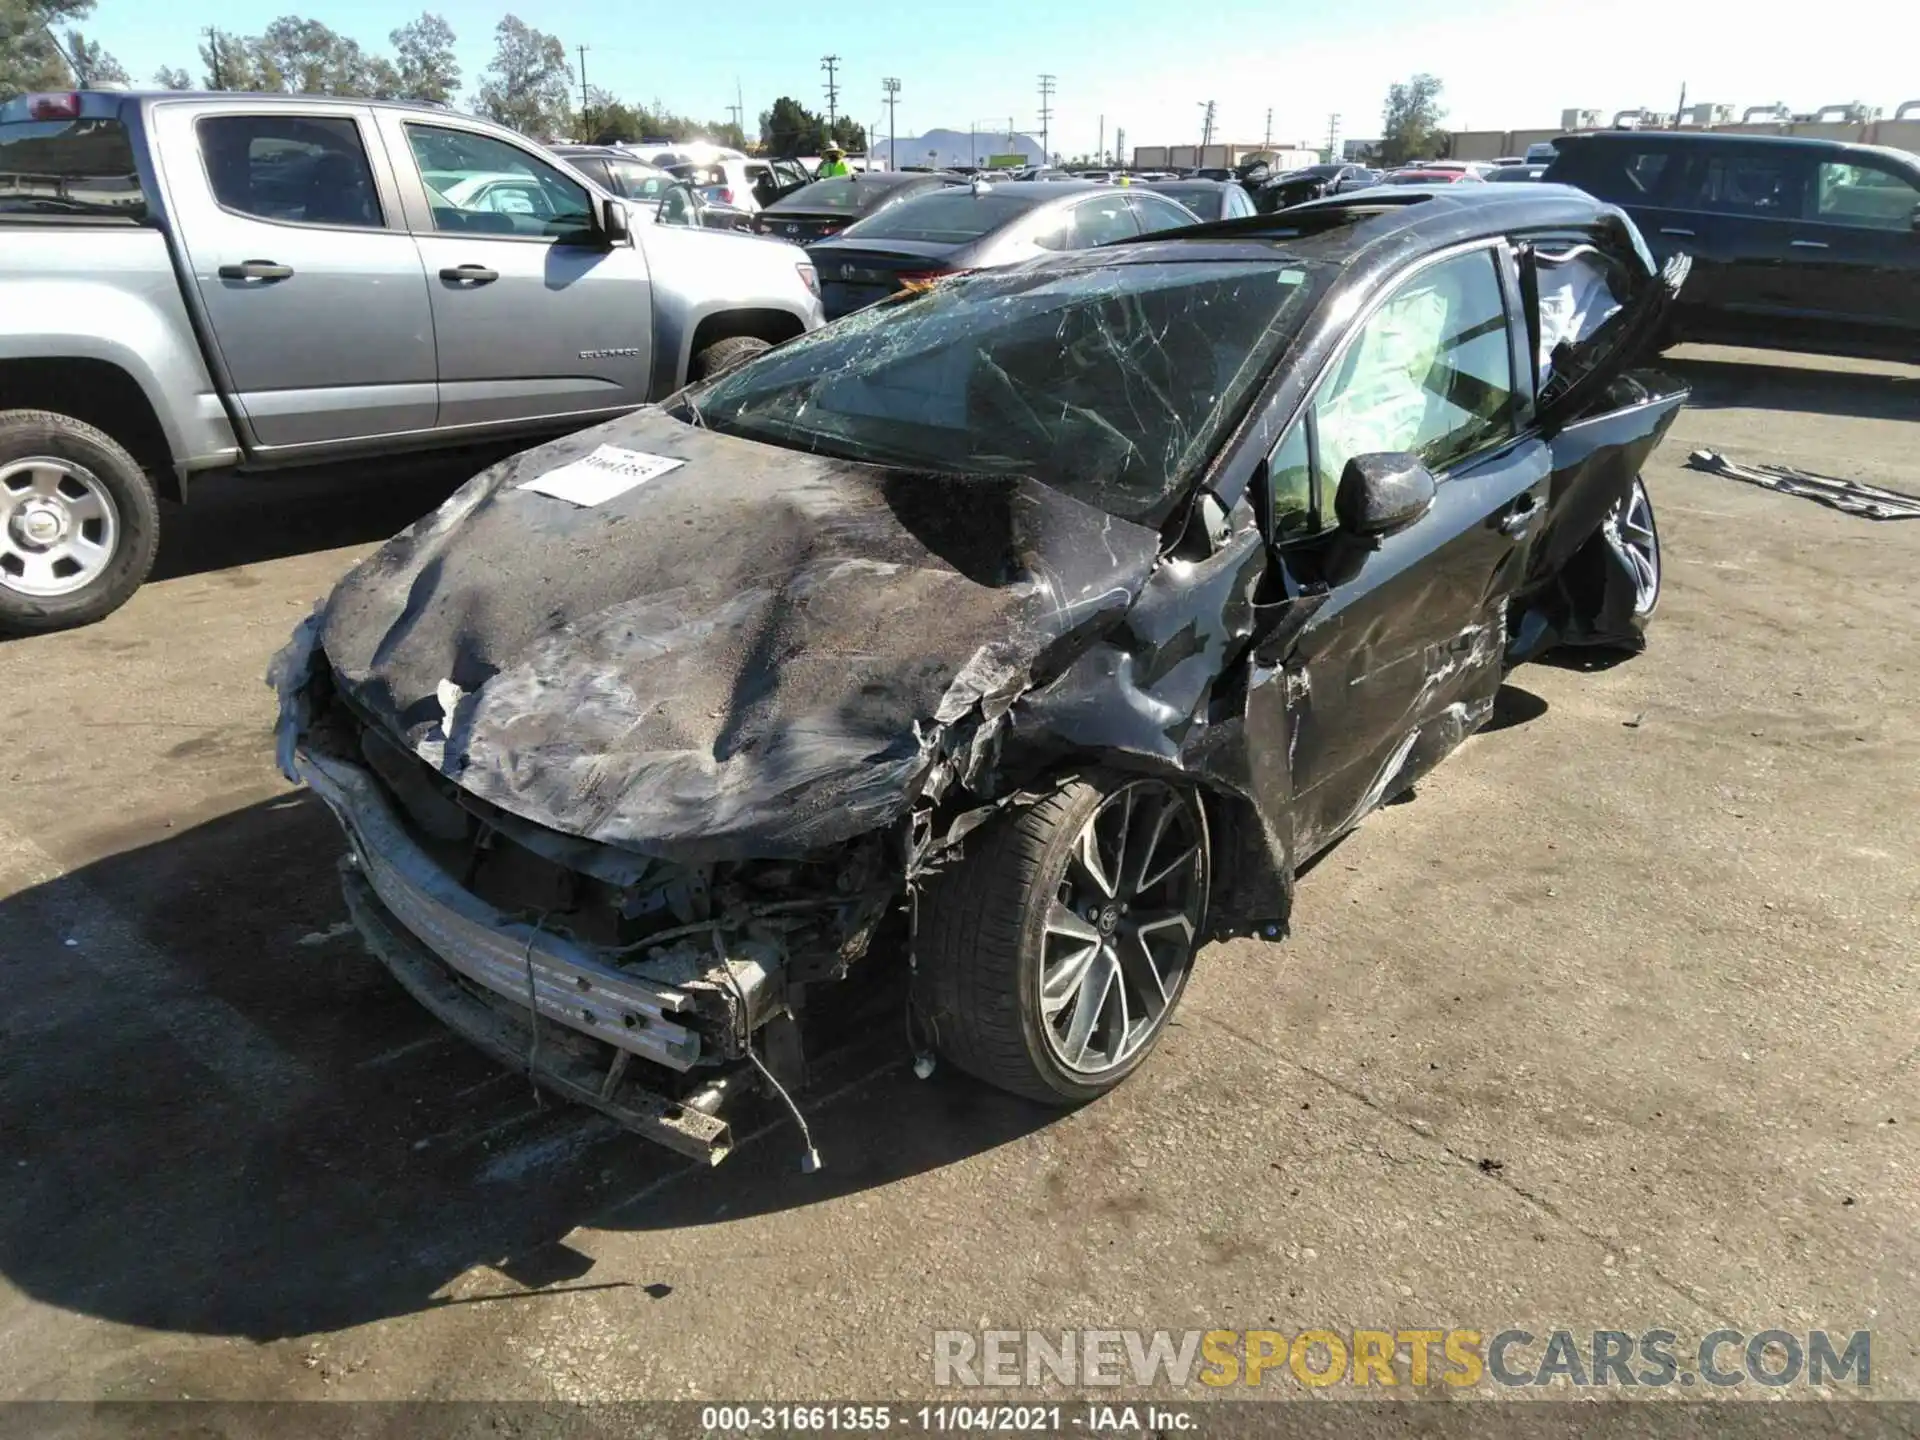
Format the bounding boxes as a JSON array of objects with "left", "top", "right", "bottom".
[
  {"left": 60, "top": 26, "right": 126, "bottom": 85},
  {"left": 1, "top": 0, "right": 93, "bottom": 97},
  {"left": 760, "top": 94, "right": 826, "bottom": 156},
  {"left": 473, "top": 15, "right": 572, "bottom": 139},
  {"left": 827, "top": 116, "right": 866, "bottom": 153},
  {"left": 153, "top": 64, "right": 193, "bottom": 90},
  {"left": 390, "top": 12, "right": 458, "bottom": 105},
  {"left": 198, "top": 27, "right": 271, "bottom": 90},
  {"left": 252, "top": 16, "right": 381, "bottom": 95},
  {"left": 1380, "top": 73, "right": 1447, "bottom": 167}
]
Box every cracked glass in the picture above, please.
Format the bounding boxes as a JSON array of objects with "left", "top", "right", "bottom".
[{"left": 687, "top": 259, "right": 1328, "bottom": 523}]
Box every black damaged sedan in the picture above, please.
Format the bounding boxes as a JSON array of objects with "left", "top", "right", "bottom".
[{"left": 277, "top": 186, "right": 1688, "bottom": 1162}]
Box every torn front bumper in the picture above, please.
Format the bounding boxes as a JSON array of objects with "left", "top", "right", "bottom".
[{"left": 298, "top": 748, "right": 742, "bottom": 1161}]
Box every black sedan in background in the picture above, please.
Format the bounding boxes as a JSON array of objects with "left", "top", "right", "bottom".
[
  {"left": 754, "top": 171, "right": 962, "bottom": 244},
  {"left": 1140, "top": 178, "right": 1258, "bottom": 222},
  {"left": 1257, "top": 163, "right": 1377, "bottom": 211},
  {"left": 806, "top": 180, "right": 1199, "bottom": 318}
]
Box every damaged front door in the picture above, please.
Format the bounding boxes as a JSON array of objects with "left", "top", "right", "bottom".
[{"left": 1262, "top": 243, "right": 1547, "bottom": 862}]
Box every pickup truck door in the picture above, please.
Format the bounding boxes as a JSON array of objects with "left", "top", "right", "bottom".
[
  {"left": 147, "top": 100, "right": 437, "bottom": 451},
  {"left": 375, "top": 113, "right": 654, "bottom": 431}
]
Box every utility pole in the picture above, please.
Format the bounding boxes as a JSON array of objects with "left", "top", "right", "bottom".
[
  {"left": 882, "top": 77, "right": 901, "bottom": 170},
  {"left": 1198, "top": 100, "right": 1216, "bottom": 151},
  {"left": 1673, "top": 80, "right": 1688, "bottom": 127},
  {"left": 820, "top": 54, "right": 841, "bottom": 133},
  {"left": 1038, "top": 73, "right": 1055, "bottom": 166},
  {"left": 1264, "top": 107, "right": 1273, "bottom": 148},
  {"left": 577, "top": 45, "right": 590, "bottom": 137},
  {"left": 1115, "top": 125, "right": 1125, "bottom": 170},
  {"left": 737, "top": 76, "right": 746, "bottom": 144},
  {"left": 204, "top": 26, "right": 224, "bottom": 89},
  {"left": 1097, "top": 113, "right": 1104, "bottom": 165},
  {"left": 1325, "top": 112, "right": 1340, "bottom": 162}
]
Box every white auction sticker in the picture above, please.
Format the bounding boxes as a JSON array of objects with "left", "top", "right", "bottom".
[{"left": 518, "top": 445, "right": 685, "bottom": 507}]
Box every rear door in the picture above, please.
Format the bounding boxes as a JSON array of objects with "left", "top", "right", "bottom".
[
  {"left": 149, "top": 99, "right": 436, "bottom": 451},
  {"left": 378, "top": 114, "right": 654, "bottom": 430},
  {"left": 1261, "top": 243, "right": 1550, "bottom": 859},
  {"left": 1660, "top": 142, "right": 1817, "bottom": 344},
  {"left": 1786, "top": 156, "right": 1920, "bottom": 356}
]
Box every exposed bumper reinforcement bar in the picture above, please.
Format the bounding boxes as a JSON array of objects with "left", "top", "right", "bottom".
[
  {"left": 297, "top": 747, "right": 702, "bottom": 1073},
  {"left": 339, "top": 862, "right": 733, "bottom": 1164}
]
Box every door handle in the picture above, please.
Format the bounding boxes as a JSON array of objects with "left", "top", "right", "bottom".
[
  {"left": 1789, "top": 240, "right": 1830, "bottom": 250},
  {"left": 1497, "top": 496, "right": 1542, "bottom": 536},
  {"left": 439, "top": 264, "right": 499, "bottom": 284},
  {"left": 217, "top": 259, "right": 293, "bottom": 281},
  {"left": 1658, "top": 227, "right": 1695, "bottom": 238}
]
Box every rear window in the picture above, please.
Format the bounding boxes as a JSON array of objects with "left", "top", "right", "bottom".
[
  {"left": 843, "top": 189, "right": 1040, "bottom": 243},
  {"left": 1546, "top": 142, "right": 1673, "bottom": 201},
  {"left": 0, "top": 117, "right": 145, "bottom": 220},
  {"left": 769, "top": 175, "right": 919, "bottom": 213}
]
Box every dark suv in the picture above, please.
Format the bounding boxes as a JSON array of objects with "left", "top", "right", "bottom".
[{"left": 1546, "top": 131, "right": 1920, "bottom": 362}]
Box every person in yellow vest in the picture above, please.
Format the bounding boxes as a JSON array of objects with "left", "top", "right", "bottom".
[{"left": 818, "top": 144, "right": 851, "bottom": 179}]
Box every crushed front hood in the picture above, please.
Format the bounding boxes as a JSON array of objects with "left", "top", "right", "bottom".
[{"left": 313, "top": 410, "right": 1163, "bottom": 860}]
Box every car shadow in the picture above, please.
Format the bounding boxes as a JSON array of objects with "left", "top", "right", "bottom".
[
  {"left": 1662, "top": 352, "right": 1920, "bottom": 422},
  {"left": 0, "top": 793, "right": 1051, "bottom": 1341},
  {"left": 150, "top": 445, "right": 520, "bottom": 585},
  {"left": 1480, "top": 681, "right": 1550, "bottom": 733}
]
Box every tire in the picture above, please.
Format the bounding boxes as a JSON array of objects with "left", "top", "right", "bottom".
[
  {"left": 689, "top": 335, "right": 770, "bottom": 382},
  {"left": 916, "top": 771, "right": 1210, "bottom": 1105},
  {"left": 1601, "top": 474, "right": 1661, "bottom": 623},
  {"left": 0, "top": 410, "right": 160, "bottom": 636}
]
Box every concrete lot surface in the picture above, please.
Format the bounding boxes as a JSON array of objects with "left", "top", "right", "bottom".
[{"left": 1, "top": 348, "right": 1915, "bottom": 1405}]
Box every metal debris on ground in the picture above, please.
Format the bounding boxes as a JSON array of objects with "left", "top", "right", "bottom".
[{"left": 1687, "top": 450, "right": 1920, "bottom": 520}]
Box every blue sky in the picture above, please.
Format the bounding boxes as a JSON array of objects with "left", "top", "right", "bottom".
[{"left": 87, "top": 0, "right": 1915, "bottom": 159}]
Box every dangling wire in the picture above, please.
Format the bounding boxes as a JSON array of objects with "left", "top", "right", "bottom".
[
  {"left": 521, "top": 912, "right": 549, "bottom": 1108},
  {"left": 717, "top": 934, "right": 822, "bottom": 1174}
]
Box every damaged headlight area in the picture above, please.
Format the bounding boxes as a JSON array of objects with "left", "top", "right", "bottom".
[{"left": 281, "top": 641, "right": 903, "bottom": 1164}]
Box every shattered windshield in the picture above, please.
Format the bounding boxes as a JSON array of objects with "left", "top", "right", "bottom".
[{"left": 689, "top": 259, "right": 1328, "bottom": 522}]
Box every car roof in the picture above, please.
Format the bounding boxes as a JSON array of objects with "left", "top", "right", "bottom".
[
  {"left": 1107, "top": 184, "right": 1623, "bottom": 265},
  {"left": 1555, "top": 128, "right": 1913, "bottom": 164}
]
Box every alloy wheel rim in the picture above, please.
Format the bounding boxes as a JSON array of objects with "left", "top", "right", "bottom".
[
  {"left": 1038, "top": 780, "right": 1207, "bottom": 1077},
  {"left": 0, "top": 457, "right": 120, "bottom": 598},
  {"left": 1605, "top": 478, "right": 1660, "bottom": 615}
]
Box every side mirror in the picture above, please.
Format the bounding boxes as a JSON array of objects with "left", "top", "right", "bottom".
[
  {"left": 600, "top": 197, "right": 630, "bottom": 244},
  {"left": 1335, "top": 452, "right": 1437, "bottom": 541}
]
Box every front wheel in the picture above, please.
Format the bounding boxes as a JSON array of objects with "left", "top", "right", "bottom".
[
  {"left": 689, "top": 335, "right": 771, "bottom": 382},
  {"left": 0, "top": 410, "right": 160, "bottom": 636},
  {"left": 917, "top": 773, "right": 1210, "bottom": 1105},
  {"left": 1602, "top": 474, "right": 1661, "bottom": 620}
]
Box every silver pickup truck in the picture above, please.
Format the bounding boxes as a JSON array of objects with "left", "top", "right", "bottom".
[{"left": 0, "top": 89, "right": 825, "bottom": 633}]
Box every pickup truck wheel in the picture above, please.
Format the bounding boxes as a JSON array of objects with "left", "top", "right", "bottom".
[
  {"left": 690, "top": 335, "right": 770, "bottom": 382},
  {"left": 0, "top": 410, "right": 160, "bottom": 636},
  {"left": 916, "top": 772, "right": 1210, "bottom": 1105}
]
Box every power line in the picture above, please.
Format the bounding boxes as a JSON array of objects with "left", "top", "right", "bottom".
[
  {"left": 882, "top": 77, "right": 901, "bottom": 171},
  {"left": 1037, "top": 73, "right": 1055, "bottom": 166},
  {"left": 820, "top": 54, "right": 841, "bottom": 132}
]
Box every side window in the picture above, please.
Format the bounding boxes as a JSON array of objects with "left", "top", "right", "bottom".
[
  {"left": 1674, "top": 149, "right": 1810, "bottom": 217},
  {"left": 1067, "top": 195, "right": 1140, "bottom": 248},
  {"left": 1814, "top": 161, "right": 1920, "bottom": 230},
  {"left": 1269, "top": 416, "right": 1314, "bottom": 538},
  {"left": 406, "top": 124, "right": 594, "bottom": 239},
  {"left": 1550, "top": 144, "right": 1671, "bottom": 203},
  {"left": 658, "top": 185, "right": 695, "bottom": 227},
  {"left": 1226, "top": 186, "right": 1256, "bottom": 219},
  {"left": 197, "top": 114, "right": 382, "bottom": 228},
  {"left": 609, "top": 161, "right": 672, "bottom": 204},
  {"left": 1311, "top": 249, "right": 1515, "bottom": 493},
  {"left": 1129, "top": 193, "right": 1198, "bottom": 233}
]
